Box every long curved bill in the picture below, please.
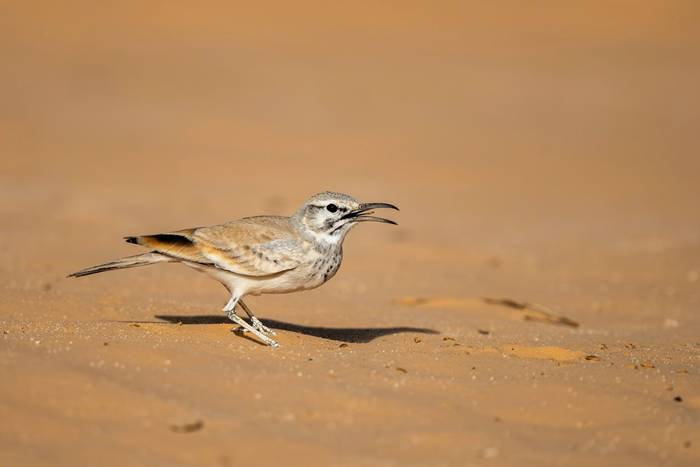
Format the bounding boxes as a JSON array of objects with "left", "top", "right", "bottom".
[{"left": 342, "top": 202, "right": 399, "bottom": 225}]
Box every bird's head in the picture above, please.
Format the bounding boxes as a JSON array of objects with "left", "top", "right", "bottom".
[{"left": 293, "top": 191, "right": 399, "bottom": 244}]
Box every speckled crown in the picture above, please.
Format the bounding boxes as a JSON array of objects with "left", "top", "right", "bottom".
[{"left": 303, "top": 191, "right": 358, "bottom": 206}]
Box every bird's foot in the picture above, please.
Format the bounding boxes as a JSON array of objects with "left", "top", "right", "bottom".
[
  {"left": 232, "top": 326, "right": 279, "bottom": 347},
  {"left": 226, "top": 311, "right": 279, "bottom": 347},
  {"left": 235, "top": 317, "right": 276, "bottom": 335},
  {"left": 250, "top": 317, "right": 276, "bottom": 335}
]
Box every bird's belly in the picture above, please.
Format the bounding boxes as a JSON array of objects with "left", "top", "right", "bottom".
[
  {"left": 185, "top": 252, "right": 342, "bottom": 296},
  {"left": 256, "top": 268, "right": 327, "bottom": 294},
  {"left": 255, "top": 254, "right": 343, "bottom": 294},
  {"left": 250, "top": 270, "right": 315, "bottom": 294}
]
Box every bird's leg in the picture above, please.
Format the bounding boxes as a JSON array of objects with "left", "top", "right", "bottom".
[
  {"left": 238, "top": 299, "right": 276, "bottom": 335},
  {"left": 223, "top": 295, "right": 238, "bottom": 313},
  {"left": 222, "top": 295, "right": 278, "bottom": 347}
]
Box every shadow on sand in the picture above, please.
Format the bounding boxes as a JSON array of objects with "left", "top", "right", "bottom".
[{"left": 154, "top": 314, "right": 439, "bottom": 344}]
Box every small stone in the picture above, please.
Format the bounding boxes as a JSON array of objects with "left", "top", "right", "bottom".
[
  {"left": 170, "top": 420, "right": 204, "bottom": 433},
  {"left": 338, "top": 343, "right": 349, "bottom": 348},
  {"left": 477, "top": 329, "right": 490, "bottom": 335},
  {"left": 395, "top": 367, "right": 408, "bottom": 374},
  {"left": 674, "top": 396, "right": 683, "bottom": 402}
]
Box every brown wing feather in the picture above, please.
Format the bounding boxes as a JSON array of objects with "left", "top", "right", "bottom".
[
  {"left": 192, "top": 217, "right": 301, "bottom": 275},
  {"left": 124, "top": 217, "right": 301, "bottom": 276}
]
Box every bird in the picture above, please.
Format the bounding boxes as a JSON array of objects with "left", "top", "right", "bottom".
[{"left": 68, "top": 191, "right": 399, "bottom": 347}]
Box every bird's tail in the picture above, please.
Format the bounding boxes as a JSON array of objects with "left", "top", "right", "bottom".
[{"left": 67, "top": 252, "right": 172, "bottom": 278}]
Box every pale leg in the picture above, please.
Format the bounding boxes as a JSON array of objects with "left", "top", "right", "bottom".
[
  {"left": 238, "top": 299, "right": 276, "bottom": 335},
  {"left": 223, "top": 295, "right": 278, "bottom": 347}
]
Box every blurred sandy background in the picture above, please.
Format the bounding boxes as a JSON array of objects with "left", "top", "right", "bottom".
[{"left": 1, "top": 2, "right": 699, "bottom": 466}]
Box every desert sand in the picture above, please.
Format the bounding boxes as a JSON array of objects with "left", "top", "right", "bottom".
[{"left": 1, "top": 2, "right": 699, "bottom": 466}]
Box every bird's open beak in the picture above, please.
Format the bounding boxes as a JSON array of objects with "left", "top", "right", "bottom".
[{"left": 342, "top": 202, "right": 399, "bottom": 225}]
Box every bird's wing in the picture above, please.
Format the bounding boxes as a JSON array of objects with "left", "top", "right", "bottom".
[{"left": 125, "top": 217, "right": 303, "bottom": 276}]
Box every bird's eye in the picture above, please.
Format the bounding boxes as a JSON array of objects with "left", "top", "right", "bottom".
[{"left": 326, "top": 203, "right": 338, "bottom": 213}]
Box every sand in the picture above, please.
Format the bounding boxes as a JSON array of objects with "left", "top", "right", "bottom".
[{"left": 1, "top": 2, "right": 699, "bottom": 466}]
